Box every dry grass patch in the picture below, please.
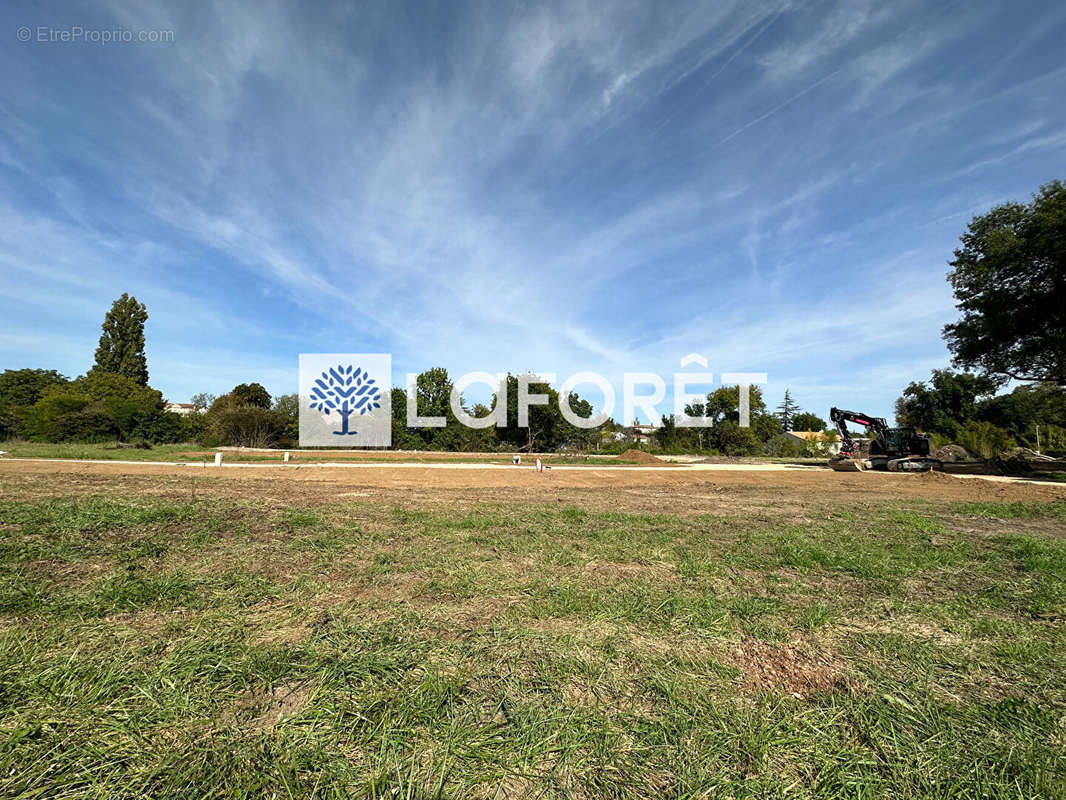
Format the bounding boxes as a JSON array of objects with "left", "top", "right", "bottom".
[
  {"left": 223, "top": 682, "right": 313, "bottom": 733},
  {"left": 725, "top": 635, "right": 854, "bottom": 698}
]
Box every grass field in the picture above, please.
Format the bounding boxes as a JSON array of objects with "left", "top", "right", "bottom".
[
  {"left": 0, "top": 441, "right": 645, "bottom": 465},
  {"left": 0, "top": 441, "right": 829, "bottom": 467},
  {"left": 1, "top": 469, "right": 1064, "bottom": 798}
]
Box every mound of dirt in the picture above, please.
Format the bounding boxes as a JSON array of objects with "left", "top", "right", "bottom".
[
  {"left": 916, "top": 469, "right": 960, "bottom": 483},
  {"left": 932, "top": 444, "right": 971, "bottom": 463},
  {"left": 619, "top": 449, "right": 664, "bottom": 464}
]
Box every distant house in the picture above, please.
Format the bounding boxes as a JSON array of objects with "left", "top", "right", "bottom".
[
  {"left": 785, "top": 430, "right": 840, "bottom": 455},
  {"left": 628, "top": 423, "right": 660, "bottom": 445},
  {"left": 165, "top": 402, "right": 196, "bottom": 416}
]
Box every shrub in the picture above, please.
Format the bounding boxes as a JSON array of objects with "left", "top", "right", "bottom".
[
  {"left": 130, "top": 410, "right": 187, "bottom": 444},
  {"left": 17, "top": 372, "right": 166, "bottom": 442},
  {"left": 765, "top": 434, "right": 805, "bottom": 457},
  {"left": 18, "top": 394, "right": 90, "bottom": 440},
  {"left": 957, "top": 420, "right": 1016, "bottom": 459},
  {"left": 712, "top": 422, "right": 762, "bottom": 456},
  {"left": 54, "top": 405, "right": 120, "bottom": 442},
  {"left": 209, "top": 406, "right": 282, "bottom": 448}
]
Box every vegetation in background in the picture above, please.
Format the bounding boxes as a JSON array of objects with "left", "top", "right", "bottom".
[
  {"left": 958, "top": 420, "right": 1017, "bottom": 459},
  {"left": 776, "top": 388, "right": 799, "bottom": 430},
  {"left": 91, "top": 292, "right": 150, "bottom": 386},
  {"left": 943, "top": 180, "right": 1066, "bottom": 387},
  {"left": 3, "top": 178, "right": 1064, "bottom": 456},
  {"left": 895, "top": 369, "right": 998, "bottom": 439}
]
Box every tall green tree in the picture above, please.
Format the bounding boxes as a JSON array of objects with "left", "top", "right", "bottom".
[
  {"left": 776, "top": 389, "right": 799, "bottom": 431},
  {"left": 791, "top": 411, "right": 826, "bottom": 432},
  {"left": 943, "top": 180, "right": 1066, "bottom": 386},
  {"left": 92, "top": 294, "right": 149, "bottom": 385}
]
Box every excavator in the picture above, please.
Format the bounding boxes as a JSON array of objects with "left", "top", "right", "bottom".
[{"left": 828, "top": 407, "right": 943, "bottom": 472}]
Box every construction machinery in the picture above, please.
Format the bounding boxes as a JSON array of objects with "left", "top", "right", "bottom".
[{"left": 828, "top": 407, "right": 943, "bottom": 472}]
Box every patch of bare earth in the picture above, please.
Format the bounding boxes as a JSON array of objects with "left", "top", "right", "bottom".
[
  {"left": 725, "top": 636, "right": 853, "bottom": 698},
  {"left": 224, "top": 682, "right": 312, "bottom": 733}
]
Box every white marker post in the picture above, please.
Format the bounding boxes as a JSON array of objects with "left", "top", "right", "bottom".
[
  {"left": 213, "top": 452, "right": 223, "bottom": 467},
  {"left": 284, "top": 451, "right": 291, "bottom": 463}
]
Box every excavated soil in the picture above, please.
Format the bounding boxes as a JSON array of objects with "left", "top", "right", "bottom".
[
  {"left": 619, "top": 449, "right": 665, "bottom": 465},
  {"left": 0, "top": 459, "right": 1062, "bottom": 512}
]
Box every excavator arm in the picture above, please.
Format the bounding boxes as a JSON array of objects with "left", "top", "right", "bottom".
[
  {"left": 828, "top": 406, "right": 940, "bottom": 472},
  {"left": 829, "top": 407, "right": 888, "bottom": 458}
]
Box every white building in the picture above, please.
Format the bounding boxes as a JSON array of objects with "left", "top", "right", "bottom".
[{"left": 165, "top": 402, "right": 196, "bottom": 416}]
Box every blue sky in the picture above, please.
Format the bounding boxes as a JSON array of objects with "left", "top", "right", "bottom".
[{"left": 2, "top": 0, "right": 1064, "bottom": 422}]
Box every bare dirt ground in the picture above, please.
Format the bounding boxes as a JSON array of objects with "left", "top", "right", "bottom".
[{"left": 3, "top": 458, "right": 1062, "bottom": 513}]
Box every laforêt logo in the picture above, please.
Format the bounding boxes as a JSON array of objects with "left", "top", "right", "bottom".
[
  {"left": 299, "top": 354, "right": 391, "bottom": 447},
  {"left": 309, "top": 365, "right": 383, "bottom": 436}
]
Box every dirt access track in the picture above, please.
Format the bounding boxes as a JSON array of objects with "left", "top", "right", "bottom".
[{"left": 3, "top": 458, "right": 1063, "bottom": 508}]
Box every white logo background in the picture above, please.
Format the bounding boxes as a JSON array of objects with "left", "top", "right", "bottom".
[{"left": 299, "top": 353, "right": 392, "bottom": 447}]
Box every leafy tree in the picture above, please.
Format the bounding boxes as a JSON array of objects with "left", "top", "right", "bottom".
[
  {"left": 776, "top": 389, "right": 799, "bottom": 431},
  {"left": 679, "top": 402, "right": 710, "bottom": 448},
  {"left": 765, "top": 433, "right": 806, "bottom": 457},
  {"left": 943, "top": 180, "right": 1066, "bottom": 386},
  {"left": 894, "top": 369, "right": 997, "bottom": 438},
  {"left": 231, "top": 383, "right": 272, "bottom": 409},
  {"left": 93, "top": 293, "right": 149, "bottom": 385},
  {"left": 455, "top": 404, "right": 497, "bottom": 451},
  {"left": 558, "top": 392, "right": 599, "bottom": 450},
  {"left": 751, "top": 412, "right": 782, "bottom": 443},
  {"left": 18, "top": 393, "right": 92, "bottom": 441},
  {"left": 657, "top": 414, "right": 679, "bottom": 450},
  {"left": 66, "top": 371, "right": 163, "bottom": 409},
  {"left": 791, "top": 411, "right": 826, "bottom": 432},
  {"left": 0, "top": 369, "right": 69, "bottom": 409},
  {"left": 129, "top": 410, "right": 187, "bottom": 444},
  {"left": 400, "top": 368, "right": 461, "bottom": 448},
  {"left": 55, "top": 406, "right": 120, "bottom": 442},
  {"left": 390, "top": 387, "right": 422, "bottom": 449},
  {"left": 190, "top": 393, "right": 215, "bottom": 411},
  {"left": 413, "top": 367, "right": 453, "bottom": 419},
  {"left": 493, "top": 374, "right": 597, "bottom": 451},
  {"left": 272, "top": 393, "right": 299, "bottom": 443},
  {"left": 705, "top": 385, "right": 766, "bottom": 425}
]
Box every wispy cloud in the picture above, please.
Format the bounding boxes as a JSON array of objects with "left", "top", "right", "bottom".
[{"left": 1, "top": 0, "right": 1064, "bottom": 420}]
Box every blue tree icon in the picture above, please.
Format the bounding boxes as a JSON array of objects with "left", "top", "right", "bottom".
[{"left": 309, "top": 365, "right": 382, "bottom": 436}]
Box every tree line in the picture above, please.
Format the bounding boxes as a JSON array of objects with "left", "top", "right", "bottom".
[{"left": 2, "top": 180, "right": 1062, "bottom": 455}]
